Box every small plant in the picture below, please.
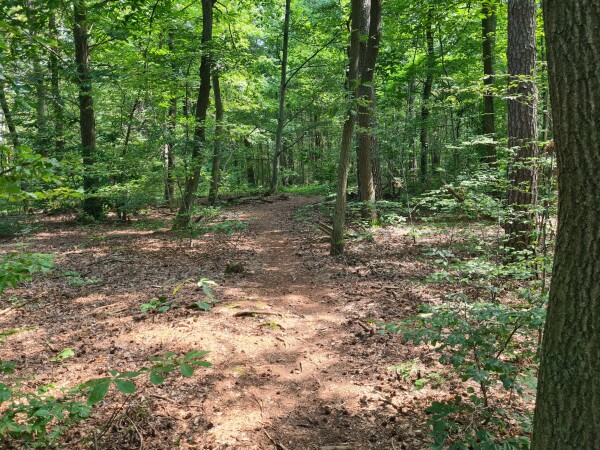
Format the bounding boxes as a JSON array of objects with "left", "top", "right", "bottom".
[
  {"left": 49, "top": 348, "right": 75, "bottom": 363},
  {"left": 82, "top": 350, "right": 212, "bottom": 405},
  {"left": 384, "top": 290, "right": 545, "bottom": 448},
  {"left": 189, "top": 278, "right": 219, "bottom": 311},
  {"left": 388, "top": 358, "right": 420, "bottom": 381},
  {"left": 140, "top": 295, "right": 176, "bottom": 313},
  {"left": 141, "top": 277, "right": 219, "bottom": 313},
  {"left": 0, "top": 253, "right": 55, "bottom": 295},
  {"left": 63, "top": 271, "right": 102, "bottom": 287},
  {"left": 0, "top": 342, "right": 211, "bottom": 448},
  {"left": 388, "top": 359, "right": 446, "bottom": 390}
]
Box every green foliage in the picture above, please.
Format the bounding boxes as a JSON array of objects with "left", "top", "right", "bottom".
[
  {"left": 81, "top": 350, "right": 212, "bottom": 406},
  {"left": 49, "top": 348, "right": 75, "bottom": 363},
  {"left": 63, "top": 271, "right": 102, "bottom": 287},
  {"left": 96, "top": 176, "right": 162, "bottom": 220},
  {"left": 0, "top": 253, "right": 55, "bottom": 295},
  {"left": 388, "top": 359, "right": 446, "bottom": 390},
  {"left": 0, "top": 348, "right": 211, "bottom": 448},
  {"left": 0, "top": 146, "right": 83, "bottom": 207},
  {"left": 0, "top": 383, "right": 92, "bottom": 449},
  {"left": 385, "top": 290, "right": 545, "bottom": 448},
  {"left": 140, "top": 295, "right": 175, "bottom": 313},
  {"left": 0, "top": 215, "right": 35, "bottom": 237},
  {"left": 418, "top": 168, "right": 506, "bottom": 221},
  {"left": 280, "top": 183, "right": 332, "bottom": 196}
]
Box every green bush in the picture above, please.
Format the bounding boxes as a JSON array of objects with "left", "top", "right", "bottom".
[
  {"left": 384, "top": 290, "right": 545, "bottom": 449},
  {"left": 0, "top": 330, "right": 211, "bottom": 449},
  {"left": 0, "top": 253, "right": 55, "bottom": 295}
]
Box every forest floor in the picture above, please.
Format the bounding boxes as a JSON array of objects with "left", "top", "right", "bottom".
[{"left": 1, "top": 195, "right": 458, "bottom": 449}]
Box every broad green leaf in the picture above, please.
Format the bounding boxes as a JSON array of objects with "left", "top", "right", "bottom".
[
  {"left": 149, "top": 371, "right": 165, "bottom": 385},
  {"left": 87, "top": 378, "right": 111, "bottom": 406},
  {"left": 180, "top": 363, "right": 194, "bottom": 377},
  {"left": 184, "top": 350, "right": 210, "bottom": 360},
  {"left": 114, "top": 379, "right": 136, "bottom": 394}
]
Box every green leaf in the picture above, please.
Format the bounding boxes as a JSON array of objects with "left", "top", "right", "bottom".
[
  {"left": 149, "top": 371, "right": 165, "bottom": 385},
  {"left": 180, "top": 363, "right": 194, "bottom": 377},
  {"left": 192, "top": 301, "right": 212, "bottom": 311},
  {"left": 87, "top": 378, "right": 111, "bottom": 406},
  {"left": 194, "top": 360, "right": 213, "bottom": 368},
  {"left": 114, "top": 379, "right": 136, "bottom": 394},
  {"left": 118, "top": 371, "right": 142, "bottom": 379},
  {"left": 184, "top": 350, "right": 210, "bottom": 361}
]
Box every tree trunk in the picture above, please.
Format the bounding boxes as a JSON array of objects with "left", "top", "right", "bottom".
[
  {"left": 270, "top": 0, "right": 291, "bottom": 194},
  {"left": 208, "top": 72, "right": 223, "bottom": 205},
  {"left": 0, "top": 82, "right": 19, "bottom": 149},
  {"left": 49, "top": 13, "right": 64, "bottom": 154},
  {"left": 505, "top": 0, "right": 538, "bottom": 250},
  {"left": 481, "top": 0, "right": 496, "bottom": 163},
  {"left": 74, "top": 0, "right": 102, "bottom": 219},
  {"left": 531, "top": 1, "right": 600, "bottom": 447},
  {"left": 331, "top": 0, "right": 366, "bottom": 256},
  {"left": 356, "top": 0, "right": 381, "bottom": 216},
  {"left": 163, "top": 96, "right": 177, "bottom": 207},
  {"left": 371, "top": 102, "right": 383, "bottom": 200},
  {"left": 163, "top": 31, "right": 177, "bottom": 207},
  {"left": 420, "top": 6, "right": 434, "bottom": 180},
  {"left": 173, "top": 0, "right": 214, "bottom": 228},
  {"left": 33, "top": 55, "right": 48, "bottom": 155}
]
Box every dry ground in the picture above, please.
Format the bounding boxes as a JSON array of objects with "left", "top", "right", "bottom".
[{"left": 1, "top": 196, "right": 453, "bottom": 449}]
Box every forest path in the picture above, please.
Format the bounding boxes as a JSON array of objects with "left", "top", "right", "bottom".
[
  {"left": 0, "top": 196, "right": 430, "bottom": 449},
  {"left": 203, "top": 196, "right": 370, "bottom": 449}
]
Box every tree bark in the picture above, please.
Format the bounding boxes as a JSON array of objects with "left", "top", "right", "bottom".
[
  {"left": 0, "top": 82, "right": 19, "bottom": 149},
  {"left": 505, "top": 0, "right": 538, "bottom": 250},
  {"left": 532, "top": 1, "right": 600, "bottom": 447},
  {"left": 173, "top": 0, "right": 214, "bottom": 228},
  {"left": 481, "top": 0, "right": 496, "bottom": 163},
  {"left": 331, "top": 0, "right": 366, "bottom": 256},
  {"left": 356, "top": 0, "right": 381, "bottom": 215},
  {"left": 163, "top": 96, "right": 177, "bottom": 207},
  {"left": 208, "top": 72, "right": 223, "bottom": 205},
  {"left": 74, "top": 0, "right": 102, "bottom": 218},
  {"left": 49, "top": 13, "right": 64, "bottom": 154},
  {"left": 420, "top": 6, "right": 434, "bottom": 180},
  {"left": 270, "top": 0, "right": 291, "bottom": 194},
  {"left": 33, "top": 55, "right": 47, "bottom": 154}
]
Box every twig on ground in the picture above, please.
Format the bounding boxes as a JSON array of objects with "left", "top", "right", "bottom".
[
  {"left": 263, "top": 429, "right": 290, "bottom": 450},
  {"left": 251, "top": 394, "right": 264, "bottom": 420}
]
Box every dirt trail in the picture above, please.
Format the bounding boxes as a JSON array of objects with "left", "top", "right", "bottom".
[{"left": 1, "top": 196, "right": 431, "bottom": 449}]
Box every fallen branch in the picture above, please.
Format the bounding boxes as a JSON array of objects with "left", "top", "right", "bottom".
[
  {"left": 264, "top": 429, "right": 290, "bottom": 450},
  {"left": 234, "top": 311, "right": 284, "bottom": 318}
]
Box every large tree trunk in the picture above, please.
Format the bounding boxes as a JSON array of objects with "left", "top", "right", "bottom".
[
  {"left": 270, "top": 0, "right": 291, "bottom": 194},
  {"left": 419, "top": 6, "right": 434, "bottom": 180},
  {"left": 173, "top": 0, "right": 214, "bottom": 228},
  {"left": 356, "top": 0, "right": 381, "bottom": 215},
  {"left": 74, "top": 0, "right": 102, "bottom": 219},
  {"left": 504, "top": 0, "right": 538, "bottom": 250},
  {"left": 208, "top": 72, "right": 223, "bottom": 205},
  {"left": 49, "top": 13, "right": 64, "bottom": 154},
  {"left": 481, "top": 0, "right": 496, "bottom": 163},
  {"left": 531, "top": 1, "right": 600, "bottom": 447},
  {"left": 331, "top": 0, "right": 366, "bottom": 256},
  {"left": 0, "top": 82, "right": 19, "bottom": 149}
]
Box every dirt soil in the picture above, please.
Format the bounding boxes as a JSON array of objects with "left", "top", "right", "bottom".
[{"left": 1, "top": 196, "right": 445, "bottom": 450}]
